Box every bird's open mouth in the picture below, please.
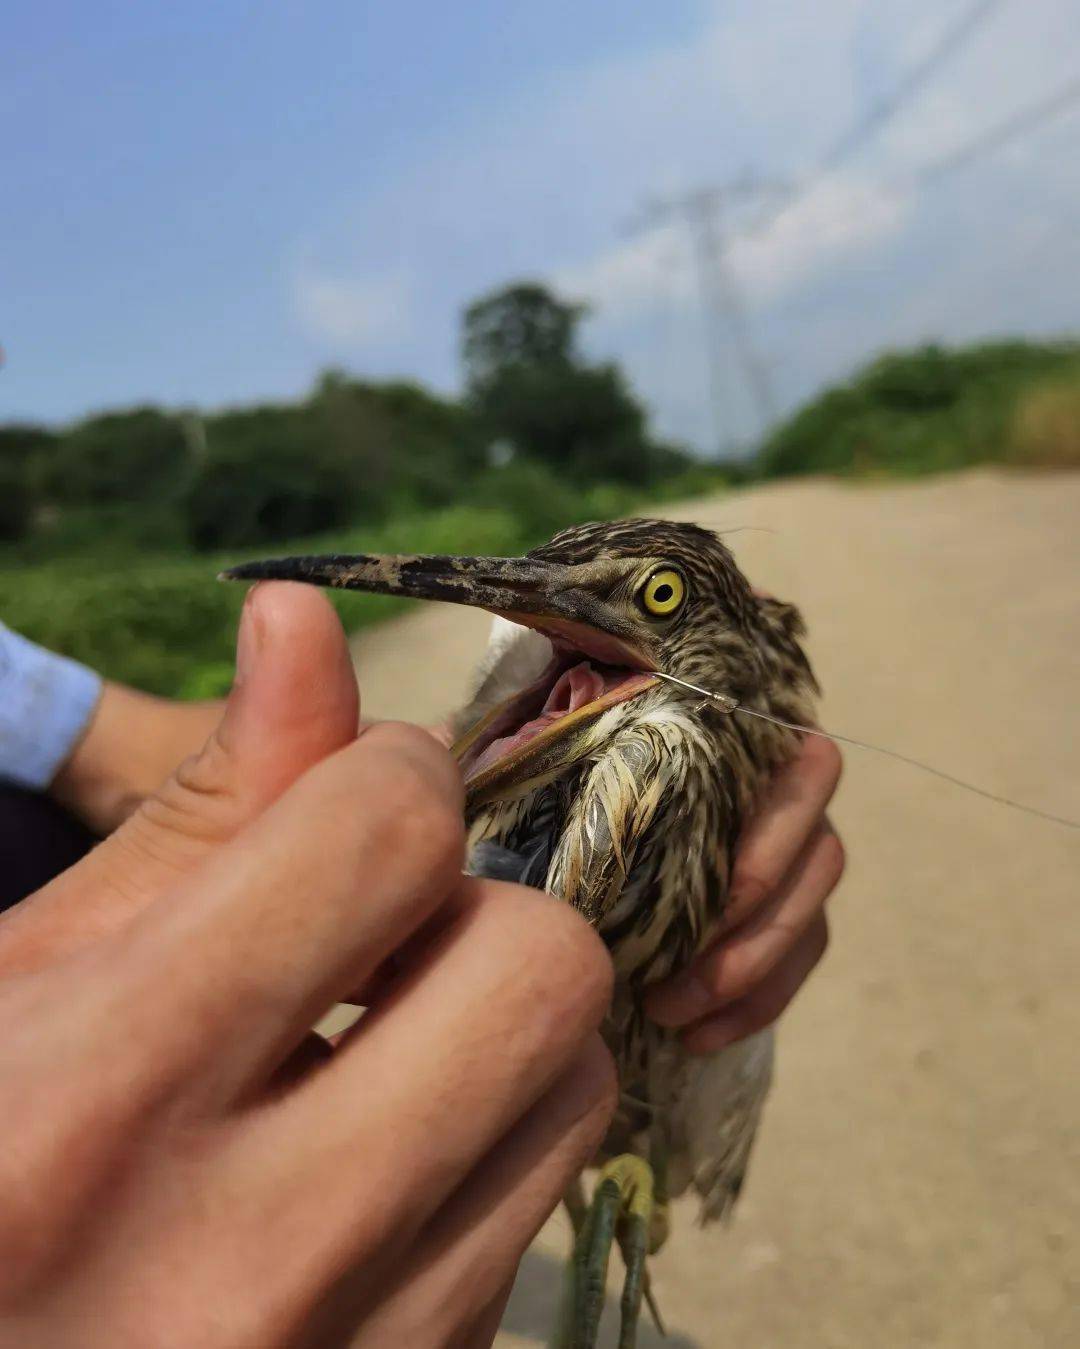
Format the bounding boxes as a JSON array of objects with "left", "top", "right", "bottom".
[
  {"left": 218, "top": 546, "right": 659, "bottom": 802},
  {"left": 452, "top": 621, "right": 657, "bottom": 800}
]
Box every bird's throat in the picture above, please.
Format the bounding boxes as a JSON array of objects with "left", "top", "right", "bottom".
[{"left": 453, "top": 651, "right": 656, "bottom": 805}]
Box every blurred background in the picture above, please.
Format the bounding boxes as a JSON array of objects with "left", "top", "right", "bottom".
[
  {"left": 3, "top": 0, "right": 1078, "bottom": 695},
  {"left": 2, "top": 3, "right": 1078, "bottom": 1345}
]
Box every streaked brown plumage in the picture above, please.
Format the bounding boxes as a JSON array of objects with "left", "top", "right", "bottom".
[
  {"left": 223, "top": 516, "right": 818, "bottom": 1342},
  {"left": 453, "top": 519, "right": 818, "bottom": 1220}
]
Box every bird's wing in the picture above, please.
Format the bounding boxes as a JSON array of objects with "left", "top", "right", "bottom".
[
  {"left": 544, "top": 722, "right": 676, "bottom": 932},
  {"left": 664, "top": 1028, "right": 775, "bottom": 1223}
]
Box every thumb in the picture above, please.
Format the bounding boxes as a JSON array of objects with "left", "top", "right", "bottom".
[{"left": 0, "top": 582, "right": 359, "bottom": 974}]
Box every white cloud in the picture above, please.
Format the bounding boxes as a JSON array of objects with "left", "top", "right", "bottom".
[
  {"left": 290, "top": 0, "right": 1080, "bottom": 448},
  {"left": 293, "top": 265, "right": 415, "bottom": 346},
  {"left": 556, "top": 174, "right": 911, "bottom": 321},
  {"left": 735, "top": 176, "right": 910, "bottom": 298}
]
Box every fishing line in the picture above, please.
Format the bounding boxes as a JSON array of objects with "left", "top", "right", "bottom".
[{"left": 650, "top": 670, "right": 1080, "bottom": 832}]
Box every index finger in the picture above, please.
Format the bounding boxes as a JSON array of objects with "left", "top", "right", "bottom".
[
  {"left": 105, "top": 720, "right": 467, "bottom": 1108},
  {"left": 724, "top": 733, "right": 842, "bottom": 928}
]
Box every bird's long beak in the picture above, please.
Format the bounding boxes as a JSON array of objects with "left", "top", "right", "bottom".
[
  {"left": 224, "top": 549, "right": 572, "bottom": 617},
  {"left": 221, "top": 549, "right": 651, "bottom": 667},
  {"left": 222, "top": 550, "right": 657, "bottom": 804}
]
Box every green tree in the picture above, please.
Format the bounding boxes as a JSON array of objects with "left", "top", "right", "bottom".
[
  {"left": 463, "top": 282, "right": 683, "bottom": 485},
  {"left": 311, "top": 372, "right": 487, "bottom": 512},
  {"left": 186, "top": 404, "right": 356, "bottom": 550},
  {"left": 0, "top": 425, "right": 57, "bottom": 539},
  {"left": 463, "top": 283, "right": 586, "bottom": 388},
  {"left": 48, "top": 408, "right": 191, "bottom": 504}
]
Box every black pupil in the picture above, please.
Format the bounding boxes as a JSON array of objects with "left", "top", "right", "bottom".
[{"left": 653, "top": 583, "right": 673, "bottom": 603}]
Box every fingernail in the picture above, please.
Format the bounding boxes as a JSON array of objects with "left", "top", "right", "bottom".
[
  {"left": 235, "top": 584, "right": 264, "bottom": 685},
  {"left": 646, "top": 973, "right": 713, "bottom": 1028}
]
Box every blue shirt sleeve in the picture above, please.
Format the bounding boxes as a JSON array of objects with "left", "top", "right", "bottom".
[{"left": 0, "top": 622, "right": 103, "bottom": 791}]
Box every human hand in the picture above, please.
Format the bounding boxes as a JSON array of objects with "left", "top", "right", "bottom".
[
  {"left": 0, "top": 583, "right": 615, "bottom": 1348},
  {"left": 50, "top": 681, "right": 225, "bottom": 836},
  {"left": 645, "top": 734, "right": 844, "bottom": 1054}
]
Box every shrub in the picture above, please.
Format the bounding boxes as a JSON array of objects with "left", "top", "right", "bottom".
[
  {"left": 756, "top": 340, "right": 1080, "bottom": 479},
  {"left": 1009, "top": 369, "right": 1080, "bottom": 468},
  {"left": 185, "top": 405, "right": 360, "bottom": 549},
  {"left": 0, "top": 425, "right": 58, "bottom": 540},
  {"left": 0, "top": 460, "right": 32, "bottom": 540},
  {"left": 47, "top": 408, "right": 191, "bottom": 504}
]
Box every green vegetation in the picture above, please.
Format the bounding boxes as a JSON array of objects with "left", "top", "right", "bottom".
[
  {"left": 1, "top": 283, "right": 721, "bottom": 697},
  {"left": 0, "top": 506, "right": 523, "bottom": 700},
  {"left": 755, "top": 339, "right": 1080, "bottom": 479},
  {"left": 5, "top": 293, "right": 1076, "bottom": 704}
]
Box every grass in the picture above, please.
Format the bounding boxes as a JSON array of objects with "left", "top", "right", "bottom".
[
  {"left": 0, "top": 505, "right": 529, "bottom": 699},
  {"left": 0, "top": 469, "right": 725, "bottom": 699}
]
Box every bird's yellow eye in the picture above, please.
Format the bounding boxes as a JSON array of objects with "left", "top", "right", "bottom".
[{"left": 639, "top": 568, "right": 686, "bottom": 617}]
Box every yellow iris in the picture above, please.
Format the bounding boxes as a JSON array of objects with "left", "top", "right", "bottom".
[{"left": 640, "top": 568, "right": 686, "bottom": 616}]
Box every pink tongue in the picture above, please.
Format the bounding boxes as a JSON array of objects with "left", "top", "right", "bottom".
[
  {"left": 541, "top": 661, "right": 607, "bottom": 716},
  {"left": 469, "top": 662, "right": 609, "bottom": 777}
]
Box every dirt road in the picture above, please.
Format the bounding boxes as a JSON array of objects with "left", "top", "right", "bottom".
[{"left": 351, "top": 469, "right": 1080, "bottom": 1348}]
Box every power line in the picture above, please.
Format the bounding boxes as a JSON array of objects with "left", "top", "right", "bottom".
[
  {"left": 917, "top": 75, "right": 1080, "bottom": 181},
  {"left": 817, "top": 0, "right": 1007, "bottom": 175},
  {"left": 769, "top": 72, "right": 1080, "bottom": 259},
  {"left": 747, "top": 72, "right": 1080, "bottom": 338},
  {"left": 748, "top": 0, "right": 1007, "bottom": 239}
]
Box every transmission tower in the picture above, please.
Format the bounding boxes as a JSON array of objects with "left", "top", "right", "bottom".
[{"left": 629, "top": 174, "right": 786, "bottom": 456}]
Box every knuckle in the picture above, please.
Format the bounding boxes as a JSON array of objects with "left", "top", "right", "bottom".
[
  {"left": 716, "top": 944, "right": 767, "bottom": 1004},
  {"left": 360, "top": 723, "right": 466, "bottom": 879},
  {"left": 385, "top": 779, "right": 465, "bottom": 884},
  {"left": 500, "top": 889, "right": 615, "bottom": 1029},
  {"left": 728, "top": 867, "right": 770, "bottom": 913},
  {"left": 132, "top": 736, "right": 239, "bottom": 848},
  {"left": 365, "top": 720, "right": 464, "bottom": 805},
  {"left": 538, "top": 902, "right": 615, "bottom": 1023}
]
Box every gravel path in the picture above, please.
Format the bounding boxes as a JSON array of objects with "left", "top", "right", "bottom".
[{"left": 351, "top": 469, "right": 1080, "bottom": 1348}]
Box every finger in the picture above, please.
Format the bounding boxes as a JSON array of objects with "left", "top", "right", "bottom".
[
  {"left": 225, "top": 882, "right": 613, "bottom": 1284},
  {"left": 646, "top": 824, "right": 843, "bottom": 1027},
  {"left": 457, "top": 1277, "right": 518, "bottom": 1349},
  {"left": 110, "top": 718, "right": 468, "bottom": 1104},
  {"left": 305, "top": 1035, "right": 616, "bottom": 1347},
  {"left": 682, "top": 912, "right": 829, "bottom": 1055},
  {"left": 264, "top": 1032, "right": 335, "bottom": 1096},
  {"left": 0, "top": 583, "right": 359, "bottom": 975},
  {"left": 723, "top": 733, "right": 842, "bottom": 929}
]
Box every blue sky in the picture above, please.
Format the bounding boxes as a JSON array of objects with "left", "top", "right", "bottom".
[{"left": 3, "top": 0, "right": 1078, "bottom": 450}]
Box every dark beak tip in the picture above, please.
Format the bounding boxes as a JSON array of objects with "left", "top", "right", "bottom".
[{"left": 219, "top": 561, "right": 278, "bottom": 584}]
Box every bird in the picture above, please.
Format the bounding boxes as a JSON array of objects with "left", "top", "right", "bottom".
[{"left": 223, "top": 517, "right": 819, "bottom": 1348}]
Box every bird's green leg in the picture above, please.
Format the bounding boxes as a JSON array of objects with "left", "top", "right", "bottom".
[
  {"left": 550, "top": 1180, "right": 590, "bottom": 1349},
  {"left": 554, "top": 1154, "right": 657, "bottom": 1349},
  {"left": 617, "top": 1134, "right": 668, "bottom": 1341}
]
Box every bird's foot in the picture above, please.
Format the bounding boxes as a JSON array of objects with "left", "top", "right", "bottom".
[{"left": 554, "top": 1154, "right": 666, "bottom": 1349}]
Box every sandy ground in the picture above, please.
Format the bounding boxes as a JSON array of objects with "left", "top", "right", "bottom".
[{"left": 350, "top": 469, "right": 1080, "bottom": 1349}]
